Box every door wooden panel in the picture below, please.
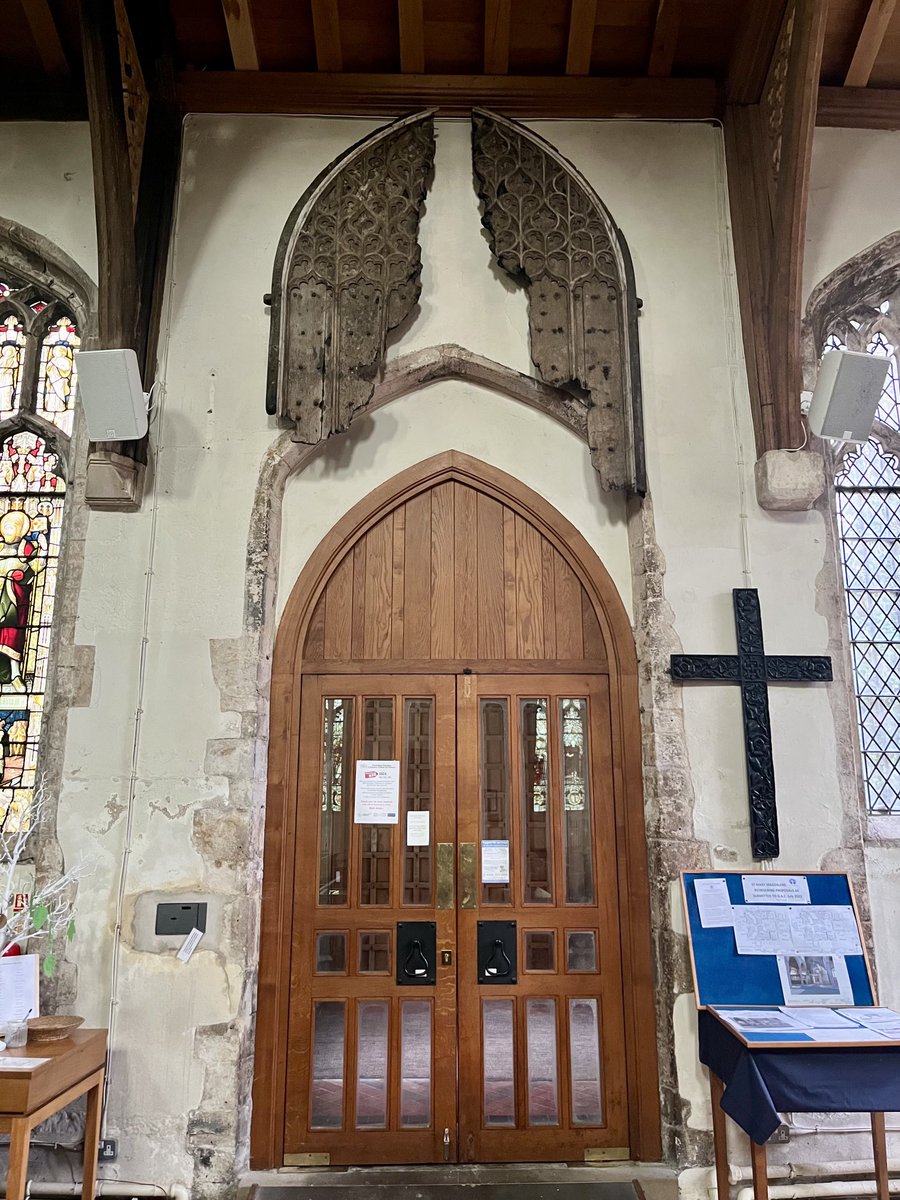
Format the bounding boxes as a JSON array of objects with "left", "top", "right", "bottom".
[
  {"left": 456, "top": 675, "right": 628, "bottom": 1162},
  {"left": 284, "top": 675, "right": 458, "bottom": 1165}
]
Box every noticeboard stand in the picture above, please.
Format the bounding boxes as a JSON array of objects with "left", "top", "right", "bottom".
[{"left": 680, "top": 871, "right": 899, "bottom": 1200}]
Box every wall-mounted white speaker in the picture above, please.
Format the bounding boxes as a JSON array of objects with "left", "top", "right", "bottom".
[
  {"left": 74, "top": 348, "right": 150, "bottom": 441},
  {"left": 808, "top": 349, "right": 889, "bottom": 444}
]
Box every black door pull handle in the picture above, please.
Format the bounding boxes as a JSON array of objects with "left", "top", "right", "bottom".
[
  {"left": 485, "top": 937, "right": 512, "bottom": 977},
  {"left": 403, "top": 938, "right": 430, "bottom": 978}
]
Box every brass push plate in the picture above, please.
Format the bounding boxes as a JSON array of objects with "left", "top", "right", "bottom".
[
  {"left": 437, "top": 842, "right": 454, "bottom": 909},
  {"left": 584, "top": 1147, "right": 630, "bottom": 1163},
  {"left": 459, "top": 842, "right": 476, "bottom": 909},
  {"left": 283, "top": 1153, "right": 330, "bottom": 1166}
]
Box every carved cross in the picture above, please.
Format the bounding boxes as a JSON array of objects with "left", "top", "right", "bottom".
[{"left": 670, "top": 588, "right": 832, "bottom": 860}]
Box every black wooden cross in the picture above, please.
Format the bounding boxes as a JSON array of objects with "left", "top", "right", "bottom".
[{"left": 670, "top": 588, "right": 832, "bottom": 860}]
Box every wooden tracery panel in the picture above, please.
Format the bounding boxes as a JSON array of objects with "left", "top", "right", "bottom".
[{"left": 304, "top": 481, "right": 606, "bottom": 667}]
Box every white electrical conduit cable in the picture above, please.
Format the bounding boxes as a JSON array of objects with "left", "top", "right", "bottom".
[
  {"left": 735, "top": 1183, "right": 900, "bottom": 1200},
  {"left": 0, "top": 1185, "right": 188, "bottom": 1199},
  {"left": 730, "top": 1159, "right": 900, "bottom": 1184}
]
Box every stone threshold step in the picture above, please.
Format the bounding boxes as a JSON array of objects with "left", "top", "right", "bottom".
[{"left": 251, "top": 1181, "right": 643, "bottom": 1200}]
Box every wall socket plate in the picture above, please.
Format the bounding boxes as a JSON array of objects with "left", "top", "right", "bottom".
[
  {"left": 98, "top": 1139, "right": 118, "bottom": 1162},
  {"left": 155, "top": 902, "right": 207, "bottom": 936}
]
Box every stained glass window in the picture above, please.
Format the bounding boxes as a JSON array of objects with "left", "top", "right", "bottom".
[
  {"left": 36, "top": 316, "right": 79, "bottom": 437},
  {"left": 0, "top": 271, "right": 76, "bottom": 829},
  {"left": 832, "top": 296, "right": 900, "bottom": 814}
]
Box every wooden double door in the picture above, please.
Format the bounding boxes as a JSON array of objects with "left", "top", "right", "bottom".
[{"left": 286, "top": 671, "right": 628, "bottom": 1165}]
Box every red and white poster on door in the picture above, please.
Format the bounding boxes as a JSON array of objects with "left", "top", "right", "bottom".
[{"left": 354, "top": 760, "right": 401, "bottom": 824}]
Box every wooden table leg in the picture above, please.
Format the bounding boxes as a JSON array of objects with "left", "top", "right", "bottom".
[
  {"left": 750, "top": 1137, "right": 769, "bottom": 1200},
  {"left": 709, "top": 1071, "right": 730, "bottom": 1200},
  {"left": 81, "top": 1068, "right": 104, "bottom": 1200},
  {"left": 5, "top": 1116, "right": 32, "bottom": 1200},
  {"left": 872, "top": 1112, "right": 889, "bottom": 1200}
]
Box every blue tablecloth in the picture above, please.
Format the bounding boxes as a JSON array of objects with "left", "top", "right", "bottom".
[{"left": 698, "top": 1010, "right": 900, "bottom": 1144}]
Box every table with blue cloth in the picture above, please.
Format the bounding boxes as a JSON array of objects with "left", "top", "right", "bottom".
[{"left": 699, "top": 1009, "right": 900, "bottom": 1200}]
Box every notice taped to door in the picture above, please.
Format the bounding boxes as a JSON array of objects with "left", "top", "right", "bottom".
[{"left": 354, "top": 760, "right": 400, "bottom": 824}]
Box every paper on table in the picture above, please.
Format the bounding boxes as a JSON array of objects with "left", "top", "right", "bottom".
[
  {"left": 694, "top": 878, "right": 734, "bottom": 927},
  {"left": 0, "top": 954, "right": 39, "bottom": 1025},
  {"left": 779, "top": 1006, "right": 860, "bottom": 1028},
  {"left": 732, "top": 905, "right": 863, "bottom": 956},
  {"left": 354, "top": 760, "right": 400, "bottom": 824},
  {"left": 481, "top": 840, "right": 510, "bottom": 884},
  {"left": 742, "top": 874, "right": 810, "bottom": 905},
  {"left": 710, "top": 1006, "right": 804, "bottom": 1033},
  {"left": 776, "top": 953, "right": 853, "bottom": 1006},
  {"left": 803, "top": 1027, "right": 888, "bottom": 1043},
  {"left": 841, "top": 1007, "right": 900, "bottom": 1037},
  {"left": 0, "top": 1057, "right": 50, "bottom": 1070},
  {"left": 406, "top": 810, "right": 430, "bottom": 847}
]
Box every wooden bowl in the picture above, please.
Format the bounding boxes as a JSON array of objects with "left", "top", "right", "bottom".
[{"left": 26, "top": 1016, "right": 84, "bottom": 1043}]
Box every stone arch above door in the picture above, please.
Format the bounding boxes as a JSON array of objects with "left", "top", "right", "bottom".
[{"left": 251, "top": 451, "right": 660, "bottom": 1169}]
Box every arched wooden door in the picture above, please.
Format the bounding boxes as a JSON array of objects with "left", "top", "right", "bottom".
[{"left": 252, "top": 452, "right": 659, "bottom": 1169}]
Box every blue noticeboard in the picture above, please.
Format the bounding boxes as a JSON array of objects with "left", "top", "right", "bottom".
[{"left": 682, "top": 871, "right": 875, "bottom": 1008}]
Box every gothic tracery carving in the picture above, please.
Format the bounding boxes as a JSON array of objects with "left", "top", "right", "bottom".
[
  {"left": 471, "top": 109, "right": 645, "bottom": 492},
  {"left": 266, "top": 110, "right": 435, "bottom": 443}
]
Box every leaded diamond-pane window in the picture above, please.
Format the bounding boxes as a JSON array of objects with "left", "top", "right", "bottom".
[{"left": 834, "top": 294, "right": 900, "bottom": 813}]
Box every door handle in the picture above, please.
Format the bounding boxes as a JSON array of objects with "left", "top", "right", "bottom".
[
  {"left": 459, "top": 842, "right": 476, "bottom": 909},
  {"left": 484, "top": 938, "right": 512, "bottom": 978},
  {"left": 402, "top": 939, "right": 430, "bottom": 979}
]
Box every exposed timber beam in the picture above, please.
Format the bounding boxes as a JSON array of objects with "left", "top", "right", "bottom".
[
  {"left": 648, "top": 0, "right": 680, "bottom": 76},
  {"left": 310, "top": 0, "right": 342, "bottom": 72},
  {"left": 21, "top": 0, "right": 70, "bottom": 77},
  {"left": 844, "top": 0, "right": 897, "bottom": 87},
  {"left": 817, "top": 84, "right": 900, "bottom": 128},
  {"left": 725, "top": 0, "right": 827, "bottom": 456},
  {"left": 222, "top": 0, "right": 259, "bottom": 70},
  {"left": 727, "top": 0, "right": 789, "bottom": 103},
  {"left": 177, "top": 70, "right": 720, "bottom": 119},
  {"left": 566, "top": 0, "right": 597, "bottom": 76},
  {"left": 484, "top": 0, "right": 511, "bottom": 74},
  {"left": 398, "top": 0, "right": 425, "bottom": 73}
]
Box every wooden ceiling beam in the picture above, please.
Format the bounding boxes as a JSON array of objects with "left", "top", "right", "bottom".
[
  {"left": 727, "top": 0, "right": 789, "bottom": 104},
  {"left": 311, "top": 0, "right": 343, "bottom": 72},
  {"left": 844, "top": 0, "right": 897, "bottom": 87},
  {"left": 648, "top": 0, "right": 680, "bottom": 77},
  {"left": 724, "top": 0, "right": 828, "bottom": 456},
  {"left": 484, "top": 0, "right": 511, "bottom": 74},
  {"left": 21, "top": 0, "right": 70, "bottom": 77},
  {"left": 565, "top": 0, "right": 597, "bottom": 76},
  {"left": 398, "top": 0, "right": 425, "bottom": 73},
  {"left": 176, "top": 71, "right": 720, "bottom": 119},
  {"left": 222, "top": 0, "right": 259, "bottom": 70},
  {"left": 818, "top": 85, "right": 900, "bottom": 127}
]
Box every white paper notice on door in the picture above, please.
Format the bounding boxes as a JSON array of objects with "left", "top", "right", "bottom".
[
  {"left": 482, "top": 840, "right": 510, "bottom": 884},
  {"left": 354, "top": 760, "right": 400, "bottom": 824},
  {"left": 406, "top": 810, "right": 430, "bottom": 846}
]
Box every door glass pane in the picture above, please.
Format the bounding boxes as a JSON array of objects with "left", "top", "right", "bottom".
[
  {"left": 358, "top": 930, "right": 391, "bottom": 974},
  {"left": 526, "top": 998, "right": 560, "bottom": 1126},
  {"left": 525, "top": 930, "right": 555, "bottom": 972},
  {"left": 560, "top": 699, "right": 595, "bottom": 904},
  {"left": 400, "top": 1000, "right": 432, "bottom": 1128},
  {"left": 569, "top": 998, "right": 603, "bottom": 1125},
  {"left": 361, "top": 698, "right": 394, "bottom": 905},
  {"left": 315, "top": 932, "right": 347, "bottom": 973},
  {"left": 481, "top": 698, "right": 511, "bottom": 904},
  {"left": 310, "top": 1000, "right": 345, "bottom": 1129},
  {"left": 319, "top": 699, "right": 354, "bottom": 906},
  {"left": 404, "top": 698, "right": 434, "bottom": 905},
  {"left": 482, "top": 999, "right": 516, "bottom": 1127},
  {"left": 566, "top": 930, "right": 598, "bottom": 972},
  {"left": 521, "top": 699, "right": 552, "bottom": 903},
  {"left": 356, "top": 1001, "right": 389, "bottom": 1128}
]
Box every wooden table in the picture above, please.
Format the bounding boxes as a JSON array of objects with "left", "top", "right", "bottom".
[
  {"left": 710, "top": 1071, "right": 892, "bottom": 1200},
  {"left": 0, "top": 1028, "right": 106, "bottom": 1200}
]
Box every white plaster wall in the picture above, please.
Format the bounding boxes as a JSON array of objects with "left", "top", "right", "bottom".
[
  {"left": 29, "top": 111, "right": 890, "bottom": 1188},
  {"left": 804, "top": 128, "right": 900, "bottom": 304},
  {"left": 0, "top": 122, "right": 97, "bottom": 282}
]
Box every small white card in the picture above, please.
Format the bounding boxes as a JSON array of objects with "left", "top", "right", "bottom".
[
  {"left": 0, "top": 1057, "right": 50, "bottom": 1070},
  {"left": 177, "top": 927, "right": 204, "bottom": 963},
  {"left": 354, "top": 760, "right": 400, "bottom": 824},
  {"left": 481, "top": 840, "right": 510, "bottom": 884},
  {"left": 694, "top": 877, "right": 734, "bottom": 927},
  {"left": 742, "top": 874, "right": 810, "bottom": 905},
  {"left": 406, "top": 810, "right": 430, "bottom": 846},
  {"left": 0, "top": 955, "right": 39, "bottom": 1024}
]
